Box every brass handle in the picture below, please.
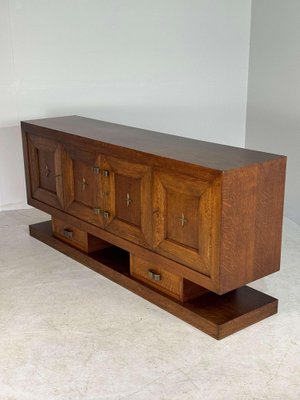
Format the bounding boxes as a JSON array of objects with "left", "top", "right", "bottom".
[
  {"left": 63, "top": 228, "right": 73, "bottom": 239},
  {"left": 102, "top": 169, "right": 110, "bottom": 177},
  {"left": 148, "top": 269, "right": 161, "bottom": 282}
]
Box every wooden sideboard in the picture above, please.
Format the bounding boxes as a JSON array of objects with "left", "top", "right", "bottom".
[{"left": 21, "top": 115, "right": 286, "bottom": 339}]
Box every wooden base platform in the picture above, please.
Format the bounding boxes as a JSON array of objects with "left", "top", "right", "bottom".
[{"left": 29, "top": 221, "right": 278, "bottom": 340}]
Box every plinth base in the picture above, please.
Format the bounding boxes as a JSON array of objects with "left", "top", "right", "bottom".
[{"left": 29, "top": 221, "right": 278, "bottom": 340}]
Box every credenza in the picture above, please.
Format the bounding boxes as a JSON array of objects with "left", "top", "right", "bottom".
[{"left": 21, "top": 115, "right": 286, "bottom": 339}]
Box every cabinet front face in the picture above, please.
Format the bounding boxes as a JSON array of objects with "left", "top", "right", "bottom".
[
  {"left": 62, "top": 145, "right": 104, "bottom": 226},
  {"left": 153, "top": 169, "right": 214, "bottom": 276},
  {"left": 27, "top": 133, "right": 64, "bottom": 209},
  {"left": 103, "top": 156, "right": 152, "bottom": 247}
]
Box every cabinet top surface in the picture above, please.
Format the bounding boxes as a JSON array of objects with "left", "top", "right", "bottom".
[{"left": 22, "top": 115, "right": 285, "bottom": 171}]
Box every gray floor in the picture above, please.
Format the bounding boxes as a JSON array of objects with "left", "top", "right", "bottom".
[{"left": 0, "top": 209, "right": 299, "bottom": 400}]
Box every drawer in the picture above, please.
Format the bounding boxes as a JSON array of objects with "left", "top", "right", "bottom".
[
  {"left": 52, "top": 217, "right": 110, "bottom": 253},
  {"left": 130, "top": 255, "right": 181, "bottom": 300},
  {"left": 130, "top": 255, "right": 208, "bottom": 301}
]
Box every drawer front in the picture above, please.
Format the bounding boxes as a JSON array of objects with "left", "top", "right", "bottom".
[
  {"left": 52, "top": 217, "right": 110, "bottom": 253},
  {"left": 130, "top": 255, "right": 181, "bottom": 300}
]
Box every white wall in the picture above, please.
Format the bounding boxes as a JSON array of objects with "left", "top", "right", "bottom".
[
  {"left": 0, "top": 0, "right": 251, "bottom": 209},
  {"left": 246, "top": 0, "right": 300, "bottom": 224}
]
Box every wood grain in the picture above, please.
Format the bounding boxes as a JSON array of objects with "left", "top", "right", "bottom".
[
  {"left": 130, "top": 255, "right": 182, "bottom": 300},
  {"left": 219, "top": 158, "right": 287, "bottom": 293},
  {"left": 104, "top": 156, "right": 152, "bottom": 247},
  {"left": 52, "top": 217, "right": 111, "bottom": 253},
  {"left": 29, "top": 220, "right": 278, "bottom": 340},
  {"left": 22, "top": 115, "right": 284, "bottom": 171},
  {"left": 21, "top": 116, "right": 286, "bottom": 299}
]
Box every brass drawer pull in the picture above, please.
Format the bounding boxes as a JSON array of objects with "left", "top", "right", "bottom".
[
  {"left": 148, "top": 269, "right": 161, "bottom": 282},
  {"left": 102, "top": 169, "right": 110, "bottom": 177},
  {"left": 63, "top": 228, "right": 73, "bottom": 239}
]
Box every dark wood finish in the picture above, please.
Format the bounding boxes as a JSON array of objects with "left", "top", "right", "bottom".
[
  {"left": 103, "top": 156, "right": 152, "bottom": 247},
  {"left": 21, "top": 115, "right": 286, "bottom": 338},
  {"left": 29, "top": 221, "right": 278, "bottom": 340},
  {"left": 219, "top": 158, "right": 287, "bottom": 293},
  {"left": 130, "top": 254, "right": 182, "bottom": 300},
  {"left": 22, "top": 115, "right": 284, "bottom": 171},
  {"left": 27, "top": 133, "right": 64, "bottom": 209},
  {"left": 153, "top": 168, "right": 214, "bottom": 275},
  {"left": 27, "top": 196, "right": 216, "bottom": 291},
  {"left": 62, "top": 144, "right": 104, "bottom": 226},
  {"left": 21, "top": 116, "right": 286, "bottom": 294},
  {"left": 130, "top": 254, "right": 208, "bottom": 302},
  {"left": 52, "top": 217, "right": 111, "bottom": 253}
]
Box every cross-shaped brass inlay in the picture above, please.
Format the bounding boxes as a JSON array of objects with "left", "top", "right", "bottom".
[
  {"left": 178, "top": 212, "right": 188, "bottom": 227},
  {"left": 45, "top": 164, "right": 50, "bottom": 177},
  {"left": 81, "top": 177, "right": 87, "bottom": 190},
  {"left": 125, "top": 192, "right": 133, "bottom": 207}
]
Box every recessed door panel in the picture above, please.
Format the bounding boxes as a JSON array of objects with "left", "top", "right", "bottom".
[
  {"left": 115, "top": 174, "right": 142, "bottom": 227},
  {"left": 103, "top": 156, "right": 152, "bottom": 247},
  {"left": 166, "top": 190, "right": 199, "bottom": 250},
  {"left": 153, "top": 169, "right": 213, "bottom": 276},
  {"left": 27, "top": 133, "right": 64, "bottom": 209},
  {"left": 62, "top": 145, "right": 103, "bottom": 226}
]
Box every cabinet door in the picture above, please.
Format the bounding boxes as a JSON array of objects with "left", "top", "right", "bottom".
[
  {"left": 103, "top": 156, "right": 152, "bottom": 247},
  {"left": 27, "top": 133, "right": 64, "bottom": 209},
  {"left": 153, "top": 169, "right": 213, "bottom": 276},
  {"left": 62, "top": 145, "right": 104, "bottom": 226}
]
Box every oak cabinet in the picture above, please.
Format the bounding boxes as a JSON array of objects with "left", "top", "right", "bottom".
[{"left": 22, "top": 116, "right": 286, "bottom": 339}]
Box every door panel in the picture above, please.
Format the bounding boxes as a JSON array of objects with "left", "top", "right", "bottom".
[
  {"left": 27, "top": 133, "right": 64, "bottom": 209},
  {"left": 115, "top": 174, "right": 142, "bottom": 227},
  {"left": 62, "top": 145, "right": 104, "bottom": 226},
  {"left": 153, "top": 169, "right": 213, "bottom": 276},
  {"left": 103, "top": 156, "right": 152, "bottom": 247}
]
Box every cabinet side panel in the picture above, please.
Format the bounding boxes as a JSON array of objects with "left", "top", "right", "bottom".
[
  {"left": 219, "top": 166, "right": 258, "bottom": 293},
  {"left": 252, "top": 157, "right": 286, "bottom": 281},
  {"left": 21, "top": 125, "right": 32, "bottom": 204},
  {"left": 220, "top": 157, "right": 286, "bottom": 293}
]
